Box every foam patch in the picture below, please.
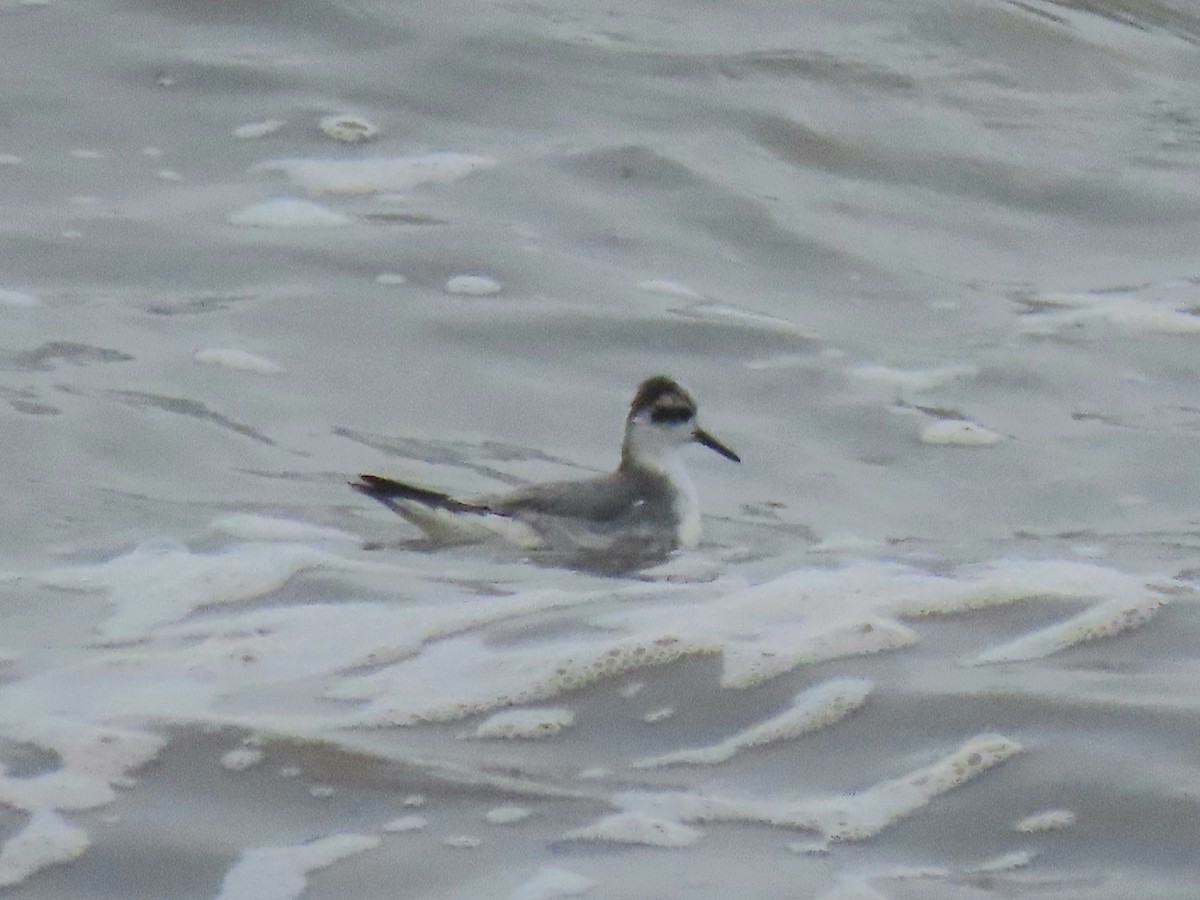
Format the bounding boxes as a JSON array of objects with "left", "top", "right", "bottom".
[
  {"left": 616, "top": 732, "right": 1022, "bottom": 842},
  {"left": 561, "top": 812, "right": 702, "bottom": 848},
  {"left": 257, "top": 153, "right": 495, "bottom": 194},
  {"left": 215, "top": 834, "right": 381, "bottom": 900},
  {"left": 634, "top": 677, "right": 872, "bottom": 768},
  {"left": 0, "top": 809, "right": 89, "bottom": 889}
]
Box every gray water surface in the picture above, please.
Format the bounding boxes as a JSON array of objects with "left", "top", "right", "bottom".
[{"left": 3, "top": 1, "right": 1200, "bottom": 897}]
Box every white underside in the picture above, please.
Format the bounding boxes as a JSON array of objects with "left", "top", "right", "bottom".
[
  {"left": 665, "top": 457, "right": 702, "bottom": 549},
  {"left": 391, "top": 501, "right": 544, "bottom": 550},
  {"left": 623, "top": 418, "right": 704, "bottom": 549}
]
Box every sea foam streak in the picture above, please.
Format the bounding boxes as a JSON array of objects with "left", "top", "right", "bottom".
[
  {"left": 0, "top": 810, "right": 90, "bottom": 890},
  {"left": 609, "top": 732, "right": 1022, "bottom": 845},
  {"left": 633, "top": 677, "right": 873, "bottom": 768},
  {"left": 215, "top": 834, "right": 381, "bottom": 900},
  {"left": 8, "top": 533, "right": 1180, "bottom": 733},
  {"left": 256, "top": 153, "right": 496, "bottom": 194},
  {"left": 0, "top": 517, "right": 1185, "bottom": 885}
]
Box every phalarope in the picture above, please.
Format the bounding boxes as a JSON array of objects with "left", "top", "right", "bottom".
[{"left": 351, "top": 375, "right": 739, "bottom": 557}]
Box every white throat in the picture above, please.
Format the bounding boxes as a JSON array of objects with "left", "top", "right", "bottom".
[
  {"left": 623, "top": 423, "right": 702, "bottom": 548},
  {"left": 661, "top": 452, "right": 701, "bottom": 548}
]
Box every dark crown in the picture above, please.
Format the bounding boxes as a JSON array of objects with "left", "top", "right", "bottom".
[{"left": 629, "top": 375, "right": 696, "bottom": 422}]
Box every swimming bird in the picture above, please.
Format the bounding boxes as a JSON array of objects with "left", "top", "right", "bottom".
[{"left": 350, "top": 376, "right": 739, "bottom": 560}]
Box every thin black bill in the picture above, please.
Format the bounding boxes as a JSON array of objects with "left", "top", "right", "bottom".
[{"left": 693, "top": 427, "right": 741, "bottom": 463}]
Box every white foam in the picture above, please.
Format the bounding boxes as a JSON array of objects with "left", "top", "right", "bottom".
[
  {"left": 887, "top": 559, "right": 1160, "bottom": 616},
  {"left": 471, "top": 708, "right": 575, "bottom": 740},
  {"left": 221, "top": 748, "right": 265, "bottom": 772},
  {"left": 618, "top": 681, "right": 644, "bottom": 698},
  {"left": 890, "top": 559, "right": 1177, "bottom": 665},
  {"left": 157, "top": 169, "right": 183, "bottom": 182},
  {"left": 1022, "top": 291, "right": 1200, "bottom": 335},
  {"left": 972, "top": 592, "right": 1167, "bottom": 664},
  {"left": 562, "top": 812, "right": 702, "bottom": 848},
  {"left": 0, "top": 768, "right": 115, "bottom": 812},
  {"left": 234, "top": 120, "right": 285, "bottom": 139},
  {"left": 486, "top": 805, "right": 532, "bottom": 825},
  {"left": 789, "top": 732, "right": 1024, "bottom": 840},
  {"left": 637, "top": 279, "right": 701, "bottom": 298},
  {"left": 16, "top": 550, "right": 1179, "bottom": 747},
  {"left": 744, "top": 353, "right": 815, "bottom": 371},
  {"left": 375, "top": 272, "right": 407, "bottom": 285},
  {"left": 633, "top": 677, "right": 872, "bottom": 768},
  {"left": 510, "top": 866, "right": 596, "bottom": 900},
  {"left": 155, "top": 602, "right": 421, "bottom": 701},
  {"left": 1014, "top": 809, "right": 1075, "bottom": 832},
  {"left": 215, "top": 834, "right": 381, "bottom": 900},
  {"left": 445, "top": 274, "right": 502, "bottom": 296},
  {"left": 319, "top": 114, "right": 378, "bottom": 143},
  {"left": 31, "top": 541, "right": 339, "bottom": 641},
  {"left": 814, "top": 877, "right": 888, "bottom": 900},
  {"left": 0, "top": 289, "right": 38, "bottom": 307},
  {"left": 257, "top": 153, "right": 496, "bottom": 194},
  {"left": 968, "top": 849, "right": 1037, "bottom": 873},
  {"left": 0, "top": 809, "right": 89, "bottom": 889},
  {"left": 618, "top": 732, "right": 1022, "bottom": 842},
  {"left": 885, "top": 865, "right": 955, "bottom": 880},
  {"left": 342, "top": 629, "right": 720, "bottom": 725},
  {"left": 920, "top": 419, "right": 1001, "bottom": 446},
  {"left": 0, "top": 155, "right": 23, "bottom": 165},
  {"left": 209, "top": 515, "right": 356, "bottom": 544},
  {"left": 0, "top": 577, "right": 633, "bottom": 744},
  {"left": 850, "top": 362, "right": 978, "bottom": 393},
  {"left": 337, "top": 559, "right": 1178, "bottom": 725},
  {"left": 194, "top": 348, "right": 285, "bottom": 374},
  {"left": 228, "top": 197, "right": 350, "bottom": 228},
  {"left": 331, "top": 582, "right": 702, "bottom": 724},
  {"left": 642, "top": 707, "right": 674, "bottom": 724},
  {"left": 810, "top": 534, "right": 882, "bottom": 553},
  {"left": 670, "top": 301, "right": 807, "bottom": 335},
  {"left": 639, "top": 550, "right": 724, "bottom": 582},
  {"left": 681, "top": 566, "right": 923, "bottom": 688},
  {"left": 0, "top": 718, "right": 165, "bottom": 779},
  {"left": 443, "top": 835, "right": 482, "bottom": 849},
  {"left": 381, "top": 815, "right": 427, "bottom": 833}
]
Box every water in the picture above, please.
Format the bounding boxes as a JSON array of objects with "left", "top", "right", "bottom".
[{"left": 3, "top": 0, "right": 1200, "bottom": 896}]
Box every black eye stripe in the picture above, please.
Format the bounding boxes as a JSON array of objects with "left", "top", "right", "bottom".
[{"left": 650, "top": 406, "right": 693, "bottom": 424}]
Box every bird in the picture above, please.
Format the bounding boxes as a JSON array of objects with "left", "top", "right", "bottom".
[{"left": 350, "top": 376, "right": 740, "bottom": 565}]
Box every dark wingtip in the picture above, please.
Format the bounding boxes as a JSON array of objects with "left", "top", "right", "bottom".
[
  {"left": 349, "top": 474, "right": 386, "bottom": 495},
  {"left": 349, "top": 474, "right": 490, "bottom": 514}
]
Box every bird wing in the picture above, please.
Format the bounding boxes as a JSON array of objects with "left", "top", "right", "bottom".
[
  {"left": 487, "top": 472, "right": 667, "bottom": 524},
  {"left": 350, "top": 474, "right": 493, "bottom": 515}
]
